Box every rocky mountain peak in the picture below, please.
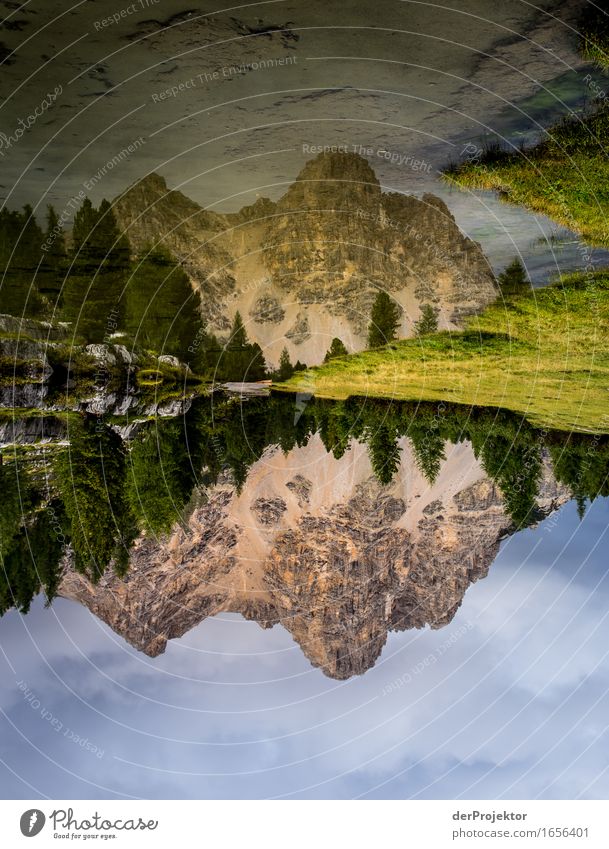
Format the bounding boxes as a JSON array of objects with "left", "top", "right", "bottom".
[
  {"left": 111, "top": 155, "right": 498, "bottom": 364},
  {"left": 116, "top": 172, "right": 215, "bottom": 222},
  {"left": 229, "top": 195, "right": 276, "bottom": 223},
  {"left": 278, "top": 151, "right": 381, "bottom": 211},
  {"left": 118, "top": 171, "right": 169, "bottom": 204}
]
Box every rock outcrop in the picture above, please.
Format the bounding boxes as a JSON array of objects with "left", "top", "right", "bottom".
[
  {"left": 112, "top": 153, "right": 498, "bottom": 365},
  {"left": 59, "top": 436, "right": 568, "bottom": 679},
  {"left": 0, "top": 313, "right": 195, "bottom": 444}
]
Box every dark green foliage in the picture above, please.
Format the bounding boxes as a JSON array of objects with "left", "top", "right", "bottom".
[
  {"left": 0, "top": 508, "right": 66, "bottom": 615},
  {"left": 196, "top": 332, "right": 223, "bottom": 377},
  {"left": 0, "top": 531, "right": 41, "bottom": 616},
  {"left": 476, "top": 428, "right": 543, "bottom": 528},
  {"left": 0, "top": 206, "right": 47, "bottom": 317},
  {"left": 38, "top": 205, "right": 66, "bottom": 309},
  {"left": 44, "top": 205, "right": 65, "bottom": 270},
  {"left": 579, "top": 0, "right": 609, "bottom": 67},
  {"left": 368, "top": 290, "right": 401, "bottom": 348},
  {"left": 367, "top": 424, "right": 401, "bottom": 485},
  {"left": 59, "top": 200, "right": 206, "bottom": 360},
  {"left": 324, "top": 337, "right": 349, "bottom": 362},
  {"left": 62, "top": 199, "right": 130, "bottom": 341},
  {"left": 408, "top": 424, "right": 446, "bottom": 485},
  {"left": 56, "top": 417, "right": 135, "bottom": 581},
  {"left": 70, "top": 199, "right": 129, "bottom": 270},
  {"left": 548, "top": 434, "right": 609, "bottom": 518},
  {"left": 276, "top": 347, "right": 294, "bottom": 382},
  {"left": 123, "top": 248, "right": 204, "bottom": 364},
  {"left": 228, "top": 311, "right": 248, "bottom": 348},
  {"left": 187, "top": 393, "right": 315, "bottom": 492},
  {"left": 0, "top": 460, "right": 28, "bottom": 560},
  {"left": 270, "top": 349, "right": 307, "bottom": 382},
  {"left": 0, "top": 198, "right": 125, "bottom": 328},
  {"left": 234, "top": 341, "right": 266, "bottom": 382},
  {"left": 0, "top": 196, "right": 251, "bottom": 382},
  {"left": 308, "top": 399, "right": 554, "bottom": 527},
  {"left": 0, "top": 458, "right": 65, "bottom": 615},
  {"left": 127, "top": 418, "right": 199, "bottom": 535},
  {"left": 498, "top": 258, "right": 530, "bottom": 296},
  {"left": 414, "top": 304, "right": 439, "bottom": 336},
  {"left": 212, "top": 312, "right": 267, "bottom": 381},
  {"left": 33, "top": 500, "right": 68, "bottom": 602},
  {"left": 69, "top": 198, "right": 96, "bottom": 258},
  {"left": 315, "top": 399, "right": 354, "bottom": 460},
  {"left": 204, "top": 395, "right": 278, "bottom": 491}
]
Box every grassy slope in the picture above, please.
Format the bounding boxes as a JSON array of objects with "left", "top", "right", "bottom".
[
  {"left": 442, "top": 104, "right": 609, "bottom": 247},
  {"left": 441, "top": 5, "right": 609, "bottom": 242},
  {"left": 277, "top": 273, "right": 609, "bottom": 434}
]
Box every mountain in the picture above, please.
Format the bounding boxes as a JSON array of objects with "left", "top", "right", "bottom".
[
  {"left": 58, "top": 435, "right": 568, "bottom": 679},
  {"left": 113, "top": 153, "right": 498, "bottom": 365}
]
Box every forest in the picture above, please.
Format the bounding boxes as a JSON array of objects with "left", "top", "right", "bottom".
[{"left": 0, "top": 199, "right": 267, "bottom": 380}]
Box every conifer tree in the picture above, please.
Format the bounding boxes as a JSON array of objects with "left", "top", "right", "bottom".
[
  {"left": 228, "top": 311, "right": 248, "bottom": 348},
  {"left": 0, "top": 206, "right": 45, "bottom": 316},
  {"left": 277, "top": 347, "right": 294, "bottom": 382},
  {"left": 367, "top": 290, "right": 401, "bottom": 348},
  {"left": 44, "top": 205, "right": 65, "bottom": 267},
  {"left": 215, "top": 312, "right": 267, "bottom": 381},
  {"left": 123, "top": 247, "right": 203, "bottom": 363},
  {"left": 71, "top": 198, "right": 96, "bottom": 257},
  {"left": 37, "top": 205, "right": 66, "bottom": 309},
  {"left": 63, "top": 198, "right": 130, "bottom": 339},
  {"left": 409, "top": 426, "right": 446, "bottom": 485},
  {"left": 414, "top": 303, "right": 438, "bottom": 336},
  {"left": 56, "top": 417, "right": 135, "bottom": 582},
  {"left": 324, "top": 337, "right": 349, "bottom": 362},
  {"left": 368, "top": 424, "right": 401, "bottom": 485},
  {"left": 498, "top": 257, "right": 530, "bottom": 295}
]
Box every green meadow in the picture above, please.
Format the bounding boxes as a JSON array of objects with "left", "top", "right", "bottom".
[
  {"left": 442, "top": 104, "right": 609, "bottom": 247},
  {"left": 278, "top": 272, "right": 609, "bottom": 434}
]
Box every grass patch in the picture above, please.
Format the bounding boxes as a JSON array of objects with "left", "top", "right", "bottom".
[
  {"left": 579, "top": 1, "right": 609, "bottom": 69},
  {"left": 443, "top": 103, "right": 609, "bottom": 246},
  {"left": 277, "top": 272, "right": 609, "bottom": 434},
  {"left": 136, "top": 368, "right": 164, "bottom": 387}
]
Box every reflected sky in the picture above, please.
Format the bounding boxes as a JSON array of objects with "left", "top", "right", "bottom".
[
  {"left": 1, "top": 497, "right": 607, "bottom": 800},
  {"left": 2, "top": 0, "right": 609, "bottom": 282}
]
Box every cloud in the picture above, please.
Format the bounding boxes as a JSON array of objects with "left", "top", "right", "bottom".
[{"left": 1, "top": 500, "right": 608, "bottom": 799}]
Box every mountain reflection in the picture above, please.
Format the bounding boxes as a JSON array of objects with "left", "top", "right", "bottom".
[{"left": 1, "top": 393, "right": 608, "bottom": 678}]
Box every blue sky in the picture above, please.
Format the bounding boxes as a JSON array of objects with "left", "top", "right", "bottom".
[{"left": 1, "top": 497, "right": 608, "bottom": 800}]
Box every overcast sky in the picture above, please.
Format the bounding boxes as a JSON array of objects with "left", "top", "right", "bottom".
[{"left": 1, "top": 498, "right": 608, "bottom": 800}]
